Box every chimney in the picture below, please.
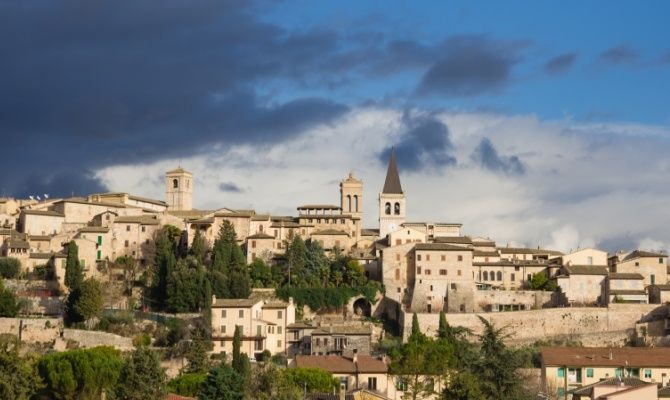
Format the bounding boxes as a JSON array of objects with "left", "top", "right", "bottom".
[{"left": 212, "top": 294, "right": 217, "bottom": 305}]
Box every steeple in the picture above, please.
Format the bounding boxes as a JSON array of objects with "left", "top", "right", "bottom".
[{"left": 382, "top": 147, "right": 403, "bottom": 194}]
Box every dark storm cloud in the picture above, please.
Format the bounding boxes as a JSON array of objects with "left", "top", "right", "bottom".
[
  {"left": 597, "top": 235, "right": 637, "bottom": 254},
  {"left": 219, "top": 182, "right": 244, "bottom": 193},
  {"left": 470, "top": 138, "right": 526, "bottom": 175},
  {"left": 11, "top": 170, "right": 107, "bottom": 199},
  {"left": 0, "top": 0, "right": 348, "bottom": 196},
  {"left": 598, "top": 45, "right": 638, "bottom": 65},
  {"left": 417, "top": 36, "right": 526, "bottom": 97},
  {"left": 544, "top": 53, "right": 577, "bottom": 75},
  {"left": 379, "top": 114, "right": 456, "bottom": 172}
]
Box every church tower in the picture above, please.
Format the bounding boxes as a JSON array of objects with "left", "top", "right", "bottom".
[
  {"left": 379, "top": 148, "right": 406, "bottom": 238},
  {"left": 340, "top": 172, "right": 363, "bottom": 219},
  {"left": 165, "top": 167, "right": 193, "bottom": 211}
]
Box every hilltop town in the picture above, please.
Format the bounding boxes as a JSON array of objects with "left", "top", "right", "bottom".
[{"left": 2, "top": 150, "right": 670, "bottom": 400}]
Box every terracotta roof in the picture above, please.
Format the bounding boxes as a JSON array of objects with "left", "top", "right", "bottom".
[
  {"left": 262, "top": 301, "right": 289, "bottom": 309},
  {"left": 659, "top": 386, "right": 670, "bottom": 397},
  {"left": 247, "top": 233, "right": 274, "bottom": 240},
  {"left": 498, "top": 247, "right": 563, "bottom": 255},
  {"left": 432, "top": 236, "right": 473, "bottom": 244},
  {"left": 564, "top": 265, "right": 609, "bottom": 275},
  {"left": 415, "top": 243, "right": 473, "bottom": 252},
  {"left": 312, "top": 325, "right": 372, "bottom": 335},
  {"left": 128, "top": 194, "right": 167, "bottom": 206},
  {"left": 472, "top": 240, "right": 496, "bottom": 247},
  {"left": 382, "top": 148, "right": 403, "bottom": 194},
  {"left": 569, "top": 377, "right": 649, "bottom": 396},
  {"left": 211, "top": 298, "right": 259, "bottom": 308},
  {"left": 609, "top": 273, "right": 644, "bottom": 280},
  {"left": 167, "top": 209, "right": 213, "bottom": 218},
  {"left": 622, "top": 250, "right": 667, "bottom": 262},
  {"left": 650, "top": 284, "right": 670, "bottom": 291},
  {"left": 473, "top": 250, "right": 500, "bottom": 257},
  {"left": 114, "top": 215, "right": 160, "bottom": 225},
  {"left": 288, "top": 322, "right": 315, "bottom": 329},
  {"left": 22, "top": 209, "right": 64, "bottom": 217},
  {"left": 311, "top": 229, "right": 349, "bottom": 236},
  {"left": 294, "top": 355, "right": 387, "bottom": 373},
  {"left": 214, "top": 211, "right": 254, "bottom": 218},
  {"left": 542, "top": 347, "right": 670, "bottom": 367}
]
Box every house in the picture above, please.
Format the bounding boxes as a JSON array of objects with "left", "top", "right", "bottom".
[
  {"left": 311, "top": 325, "right": 373, "bottom": 357},
  {"left": 541, "top": 347, "right": 670, "bottom": 399},
  {"left": 606, "top": 273, "right": 647, "bottom": 304},
  {"left": 609, "top": 250, "right": 668, "bottom": 286},
  {"left": 569, "top": 377, "right": 658, "bottom": 400},
  {"left": 292, "top": 354, "right": 389, "bottom": 395},
  {"left": 210, "top": 296, "right": 295, "bottom": 359},
  {"left": 555, "top": 265, "right": 608, "bottom": 305},
  {"left": 649, "top": 285, "right": 670, "bottom": 304},
  {"left": 287, "top": 321, "right": 315, "bottom": 358}
]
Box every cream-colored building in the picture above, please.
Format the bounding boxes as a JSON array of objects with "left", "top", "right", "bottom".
[
  {"left": 541, "top": 347, "right": 670, "bottom": 399},
  {"left": 610, "top": 250, "right": 668, "bottom": 286},
  {"left": 292, "top": 354, "right": 389, "bottom": 396},
  {"left": 555, "top": 265, "right": 608, "bottom": 305},
  {"left": 166, "top": 167, "right": 193, "bottom": 212},
  {"left": 562, "top": 248, "right": 609, "bottom": 267},
  {"left": 210, "top": 296, "right": 295, "bottom": 358},
  {"left": 606, "top": 273, "right": 647, "bottom": 304}
]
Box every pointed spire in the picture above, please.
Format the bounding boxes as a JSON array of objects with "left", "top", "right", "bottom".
[{"left": 382, "top": 147, "right": 403, "bottom": 194}]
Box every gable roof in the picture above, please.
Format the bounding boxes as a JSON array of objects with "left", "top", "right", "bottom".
[
  {"left": 569, "top": 377, "right": 648, "bottom": 396},
  {"left": 382, "top": 148, "right": 403, "bottom": 194},
  {"left": 415, "top": 243, "right": 473, "bottom": 252},
  {"left": 564, "top": 265, "right": 609, "bottom": 276},
  {"left": 294, "top": 355, "right": 387, "bottom": 374},
  {"left": 622, "top": 250, "right": 667, "bottom": 262},
  {"left": 609, "top": 273, "right": 644, "bottom": 280},
  {"left": 542, "top": 347, "right": 670, "bottom": 367}
]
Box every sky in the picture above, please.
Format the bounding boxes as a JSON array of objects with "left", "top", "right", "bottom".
[{"left": 1, "top": 0, "right": 670, "bottom": 253}]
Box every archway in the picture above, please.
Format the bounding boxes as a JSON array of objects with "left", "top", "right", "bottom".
[{"left": 352, "top": 298, "right": 372, "bottom": 317}]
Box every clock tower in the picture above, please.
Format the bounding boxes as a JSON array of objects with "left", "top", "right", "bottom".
[{"left": 379, "top": 148, "right": 406, "bottom": 238}]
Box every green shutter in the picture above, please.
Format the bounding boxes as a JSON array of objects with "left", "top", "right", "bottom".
[
  {"left": 97, "top": 235, "right": 102, "bottom": 245},
  {"left": 557, "top": 368, "right": 565, "bottom": 378},
  {"left": 586, "top": 368, "right": 593, "bottom": 378},
  {"left": 97, "top": 250, "right": 101, "bottom": 260}
]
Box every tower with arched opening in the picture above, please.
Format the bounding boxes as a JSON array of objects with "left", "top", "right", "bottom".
[
  {"left": 379, "top": 148, "right": 406, "bottom": 237},
  {"left": 165, "top": 167, "right": 193, "bottom": 211}
]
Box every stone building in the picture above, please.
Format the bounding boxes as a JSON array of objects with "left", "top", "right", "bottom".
[
  {"left": 310, "top": 325, "right": 373, "bottom": 357},
  {"left": 165, "top": 167, "right": 193, "bottom": 212},
  {"left": 609, "top": 250, "right": 668, "bottom": 286}
]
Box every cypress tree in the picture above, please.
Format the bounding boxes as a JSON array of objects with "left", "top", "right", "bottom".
[
  {"left": 188, "top": 228, "right": 206, "bottom": 264},
  {"left": 438, "top": 310, "right": 448, "bottom": 340},
  {"left": 409, "top": 313, "right": 424, "bottom": 342},
  {"left": 210, "top": 221, "right": 250, "bottom": 299},
  {"left": 151, "top": 229, "right": 177, "bottom": 310},
  {"left": 232, "top": 325, "right": 242, "bottom": 370},
  {"left": 64, "top": 241, "right": 83, "bottom": 291}
]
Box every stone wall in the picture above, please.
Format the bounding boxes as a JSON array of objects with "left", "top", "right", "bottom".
[
  {"left": 472, "top": 290, "right": 555, "bottom": 312},
  {"left": 63, "top": 329, "right": 133, "bottom": 351},
  {"left": 0, "top": 317, "right": 62, "bottom": 343},
  {"left": 401, "top": 304, "right": 665, "bottom": 345}
]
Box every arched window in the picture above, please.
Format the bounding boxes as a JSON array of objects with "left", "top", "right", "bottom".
[
  {"left": 483, "top": 271, "right": 488, "bottom": 281},
  {"left": 385, "top": 202, "right": 391, "bottom": 215},
  {"left": 354, "top": 195, "right": 359, "bottom": 212},
  {"left": 172, "top": 179, "right": 179, "bottom": 189},
  {"left": 347, "top": 195, "right": 351, "bottom": 212},
  {"left": 394, "top": 202, "right": 400, "bottom": 215},
  {"left": 259, "top": 225, "right": 264, "bottom": 233},
  {"left": 497, "top": 271, "right": 503, "bottom": 281}
]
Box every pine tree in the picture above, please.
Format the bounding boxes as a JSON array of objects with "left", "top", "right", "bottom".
[{"left": 64, "top": 241, "right": 83, "bottom": 291}]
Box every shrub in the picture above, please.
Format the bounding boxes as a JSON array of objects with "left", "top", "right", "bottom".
[
  {"left": 132, "top": 334, "right": 152, "bottom": 347},
  {"left": 0, "top": 257, "right": 20, "bottom": 279},
  {"left": 168, "top": 372, "right": 206, "bottom": 397}
]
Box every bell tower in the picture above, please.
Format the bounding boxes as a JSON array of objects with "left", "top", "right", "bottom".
[
  {"left": 165, "top": 167, "right": 193, "bottom": 211},
  {"left": 340, "top": 172, "right": 363, "bottom": 219},
  {"left": 379, "top": 148, "right": 406, "bottom": 238}
]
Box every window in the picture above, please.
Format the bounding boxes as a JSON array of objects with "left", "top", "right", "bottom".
[
  {"left": 396, "top": 239, "right": 401, "bottom": 245},
  {"left": 239, "top": 310, "right": 244, "bottom": 318},
  {"left": 660, "top": 258, "right": 665, "bottom": 264},
  {"left": 251, "top": 241, "right": 256, "bottom": 249},
  {"left": 426, "top": 254, "right": 431, "bottom": 261},
  {"left": 274, "top": 229, "right": 278, "bottom": 238},
  {"left": 417, "top": 267, "right": 421, "bottom": 275},
  {"left": 514, "top": 266, "right": 520, "bottom": 271},
  {"left": 425, "top": 269, "right": 431, "bottom": 275},
  {"left": 511, "top": 273, "right": 515, "bottom": 281},
  {"left": 255, "top": 339, "right": 263, "bottom": 351},
  {"left": 277, "top": 326, "right": 282, "bottom": 334},
  {"left": 124, "top": 240, "right": 129, "bottom": 247},
  {"left": 635, "top": 262, "right": 640, "bottom": 267},
  {"left": 368, "top": 377, "right": 377, "bottom": 391},
  {"left": 440, "top": 269, "right": 447, "bottom": 275},
  {"left": 96, "top": 250, "right": 101, "bottom": 260},
  {"left": 277, "top": 340, "right": 282, "bottom": 347},
  {"left": 457, "top": 255, "right": 463, "bottom": 261},
  {"left": 496, "top": 271, "right": 502, "bottom": 281},
  {"left": 256, "top": 325, "right": 261, "bottom": 336},
  {"left": 417, "top": 254, "right": 422, "bottom": 261},
  {"left": 395, "top": 378, "right": 408, "bottom": 391},
  {"left": 316, "top": 338, "right": 321, "bottom": 346},
  {"left": 395, "top": 269, "right": 400, "bottom": 280},
  {"left": 126, "top": 225, "right": 130, "bottom": 231},
  {"left": 385, "top": 202, "right": 391, "bottom": 215},
  {"left": 430, "top": 285, "right": 433, "bottom": 291},
  {"left": 441, "top": 255, "right": 446, "bottom": 261},
  {"left": 394, "top": 202, "right": 400, "bottom": 215},
  {"left": 586, "top": 368, "right": 593, "bottom": 378},
  {"left": 458, "top": 270, "right": 462, "bottom": 276},
  {"left": 173, "top": 178, "right": 179, "bottom": 188},
  {"left": 645, "top": 369, "right": 652, "bottom": 378},
  {"left": 587, "top": 256, "right": 593, "bottom": 265},
  {"left": 141, "top": 226, "right": 145, "bottom": 233},
  {"left": 221, "top": 325, "right": 226, "bottom": 333},
  {"left": 557, "top": 388, "right": 565, "bottom": 397},
  {"left": 222, "top": 310, "right": 227, "bottom": 318},
  {"left": 324, "top": 338, "right": 328, "bottom": 346},
  {"left": 97, "top": 235, "right": 102, "bottom": 245},
  {"left": 651, "top": 275, "right": 656, "bottom": 285},
  {"left": 277, "top": 310, "right": 283, "bottom": 319},
  {"left": 615, "top": 368, "right": 622, "bottom": 377},
  {"left": 483, "top": 271, "right": 488, "bottom": 281},
  {"left": 397, "top": 287, "right": 401, "bottom": 293}
]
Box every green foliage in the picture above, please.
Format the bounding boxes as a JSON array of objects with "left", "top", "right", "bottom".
[
  {"left": 270, "top": 354, "right": 288, "bottom": 366},
  {"left": 0, "top": 280, "right": 20, "bottom": 317},
  {"left": 73, "top": 278, "right": 104, "bottom": 322},
  {"left": 276, "top": 284, "right": 380, "bottom": 312},
  {"left": 442, "top": 371, "right": 486, "bottom": 400},
  {"left": 114, "top": 347, "right": 167, "bottom": 400},
  {"left": 250, "top": 258, "right": 273, "bottom": 288},
  {"left": 0, "top": 257, "right": 20, "bottom": 279},
  {"left": 189, "top": 228, "right": 207, "bottom": 264},
  {"left": 210, "top": 221, "right": 250, "bottom": 299},
  {"left": 64, "top": 241, "right": 83, "bottom": 291},
  {"left": 166, "top": 257, "right": 211, "bottom": 313},
  {"left": 530, "top": 272, "right": 557, "bottom": 291},
  {"left": 282, "top": 367, "right": 339, "bottom": 394},
  {"left": 198, "top": 363, "right": 245, "bottom": 400},
  {"left": 184, "top": 340, "right": 210, "bottom": 374},
  {"left": 0, "top": 336, "right": 43, "bottom": 399},
  {"left": 410, "top": 313, "right": 423, "bottom": 341},
  {"left": 150, "top": 227, "right": 178, "bottom": 310},
  {"left": 168, "top": 372, "right": 206, "bottom": 397},
  {"left": 132, "top": 334, "right": 151, "bottom": 347},
  {"left": 231, "top": 326, "right": 250, "bottom": 381},
  {"left": 38, "top": 346, "right": 123, "bottom": 400},
  {"left": 250, "top": 364, "right": 302, "bottom": 400},
  {"left": 285, "top": 232, "right": 308, "bottom": 286}
]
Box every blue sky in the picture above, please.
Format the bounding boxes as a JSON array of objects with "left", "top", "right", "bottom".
[{"left": 2, "top": 0, "right": 670, "bottom": 252}]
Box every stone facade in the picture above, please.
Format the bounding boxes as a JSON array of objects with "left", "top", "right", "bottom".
[{"left": 310, "top": 325, "right": 373, "bottom": 357}]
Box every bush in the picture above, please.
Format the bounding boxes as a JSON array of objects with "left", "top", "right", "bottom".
[
  {"left": 132, "top": 334, "right": 152, "bottom": 347},
  {"left": 0, "top": 257, "right": 20, "bottom": 279},
  {"left": 270, "top": 354, "right": 288, "bottom": 366},
  {"left": 168, "top": 372, "right": 206, "bottom": 397}
]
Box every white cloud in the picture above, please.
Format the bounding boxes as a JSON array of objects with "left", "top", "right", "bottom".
[{"left": 96, "top": 106, "right": 670, "bottom": 253}]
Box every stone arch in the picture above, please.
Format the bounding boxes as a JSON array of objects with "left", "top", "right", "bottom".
[
  {"left": 385, "top": 202, "right": 391, "bottom": 215},
  {"left": 483, "top": 271, "right": 488, "bottom": 281},
  {"left": 347, "top": 195, "right": 352, "bottom": 212},
  {"left": 352, "top": 297, "right": 371, "bottom": 317},
  {"left": 172, "top": 178, "right": 179, "bottom": 189},
  {"left": 353, "top": 195, "right": 359, "bottom": 212},
  {"left": 496, "top": 271, "right": 503, "bottom": 281},
  {"left": 394, "top": 202, "right": 400, "bottom": 215}
]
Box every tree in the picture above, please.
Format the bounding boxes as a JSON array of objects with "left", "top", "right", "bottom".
[
  {"left": 251, "top": 364, "right": 302, "bottom": 400},
  {"left": 474, "top": 316, "right": 526, "bottom": 400},
  {"left": 250, "top": 258, "right": 273, "bottom": 288},
  {"left": 231, "top": 325, "right": 250, "bottom": 381},
  {"left": 210, "top": 221, "right": 250, "bottom": 298},
  {"left": 0, "top": 257, "right": 20, "bottom": 279},
  {"left": 168, "top": 373, "right": 206, "bottom": 397},
  {"left": 166, "top": 258, "right": 211, "bottom": 313},
  {"left": 64, "top": 241, "right": 83, "bottom": 291},
  {"left": 530, "top": 272, "right": 557, "bottom": 291},
  {"left": 114, "top": 347, "right": 167, "bottom": 400},
  {"left": 0, "top": 336, "right": 43, "bottom": 399},
  {"left": 441, "top": 371, "right": 485, "bottom": 400},
  {"left": 305, "top": 240, "right": 330, "bottom": 286},
  {"left": 38, "top": 346, "right": 123, "bottom": 400},
  {"left": 73, "top": 278, "right": 104, "bottom": 323},
  {"left": 189, "top": 228, "right": 207, "bottom": 264},
  {"left": 198, "top": 363, "right": 244, "bottom": 400},
  {"left": 150, "top": 228, "right": 177, "bottom": 310},
  {"left": 177, "top": 230, "right": 189, "bottom": 259},
  {"left": 0, "top": 280, "right": 20, "bottom": 317},
  {"left": 437, "top": 311, "right": 448, "bottom": 340},
  {"left": 282, "top": 367, "right": 339, "bottom": 393},
  {"left": 410, "top": 313, "right": 424, "bottom": 342},
  {"left": 285, "top": 233, "right": 307, "bottom": 286},
  {"left": 184, "top": 339, "right": 210, "bottom": 374}
]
